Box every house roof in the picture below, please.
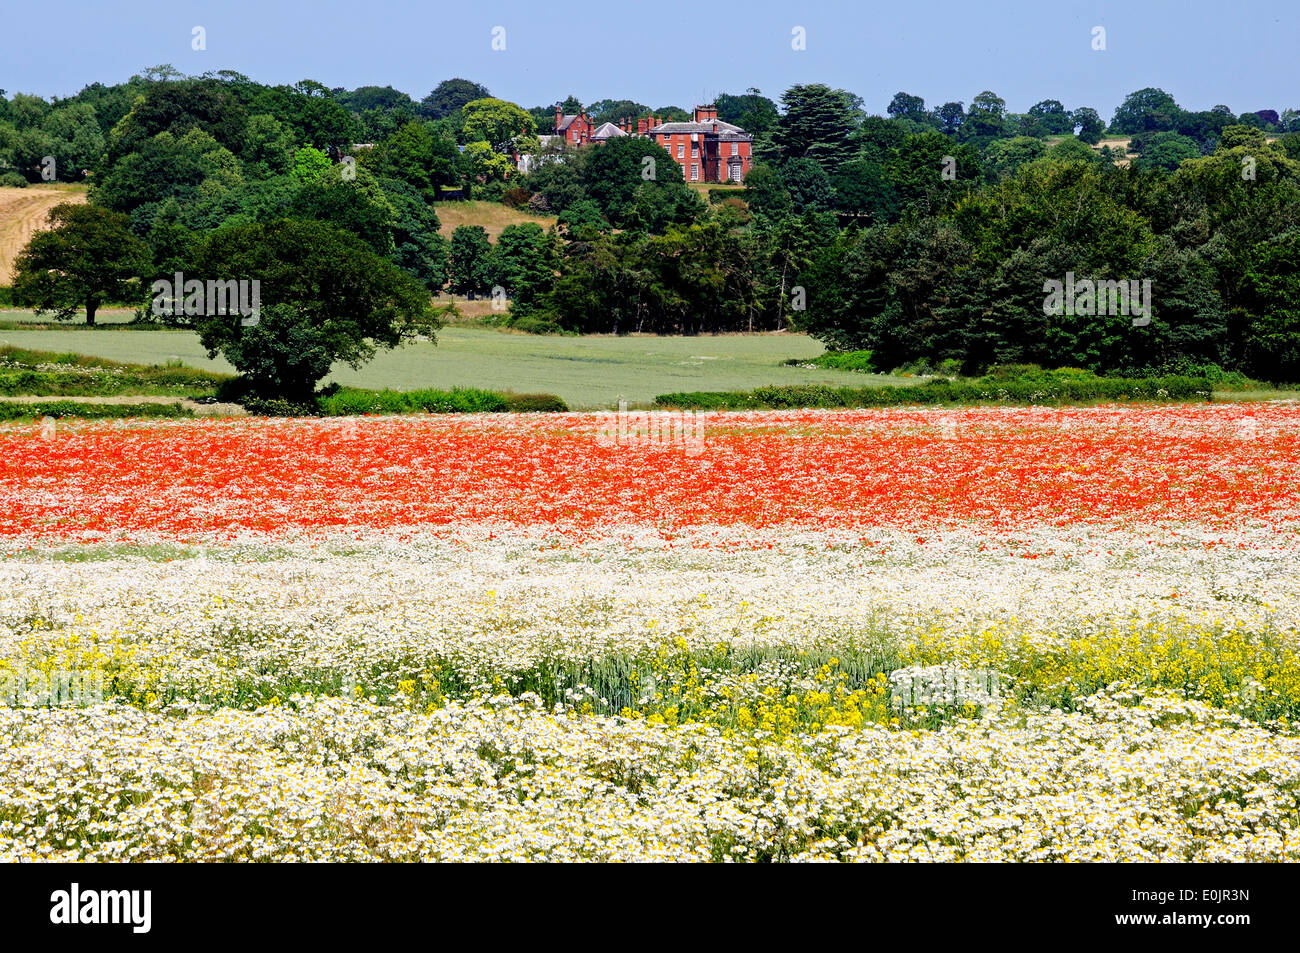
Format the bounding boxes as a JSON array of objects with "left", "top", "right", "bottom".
[
  {"left": 556, "top": 114, "right": 590, "bottom": 132},
  {"left": 589, "top": 122, "right": 627, "bottom": 139},
  {"left": 647, "top": 119, "right": 751, "bottom": 140}
]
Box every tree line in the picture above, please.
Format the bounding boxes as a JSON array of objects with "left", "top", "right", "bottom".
[{"left": 4, "top": 70, "right": 1298, "bottom": 394}]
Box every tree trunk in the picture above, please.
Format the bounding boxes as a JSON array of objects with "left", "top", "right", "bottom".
[{"left": 85, "top": 299, "right": 98, "bottom": 326}]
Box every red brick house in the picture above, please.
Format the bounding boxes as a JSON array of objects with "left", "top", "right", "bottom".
[
  {"left": 644, "top": 106, "right": 752, "bottom": 183},
  {"left": 554, "top": 107, "right": 595, "bottom": 145},
  {"left": 549, "top": 104, "right": 753, "bottom": 182}
]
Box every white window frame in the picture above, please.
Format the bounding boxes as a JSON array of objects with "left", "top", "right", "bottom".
[{"left": 691, "top": 163, "right": 699, "bottom": 181}]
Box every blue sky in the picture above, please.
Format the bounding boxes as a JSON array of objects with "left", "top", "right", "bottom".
[{"left": 2, "top": 0, "right": 1297, "bottom": 120}]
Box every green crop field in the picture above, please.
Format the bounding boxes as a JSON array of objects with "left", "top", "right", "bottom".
[{"left": 0, "top": 313, "right": 911, "bottom": 408}]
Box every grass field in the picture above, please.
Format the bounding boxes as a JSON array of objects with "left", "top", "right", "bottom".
[
  {"left": 0, "top": 318, "right": 905, "bottom": 408},
  {"left": 434, "top": 200, "right": 557, "bottom": 240},
  {"left": 0, "top": 184, "right": 88, "bottom": 284}
]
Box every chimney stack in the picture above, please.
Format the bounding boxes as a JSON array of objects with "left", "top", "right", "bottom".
[{"left": 555, "top": 105, "right": 562, "bottom": 133}]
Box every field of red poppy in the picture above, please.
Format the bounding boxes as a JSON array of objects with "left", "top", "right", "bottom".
[{"left": 1, "top": 404, "right": 1296, "bottom": 542}]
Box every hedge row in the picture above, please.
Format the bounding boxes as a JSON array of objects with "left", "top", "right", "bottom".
[
  {"left": 315, "top": 387, "right": 569, "bottom": 416},
  {"left": 783, "top": 350, "right": 877, "bottom": 373},
  {"left": 654, "top": 373, "right": 1215, "bottom": 410},
  {"left": 0, "top": 370, "right": 225, "bottom": 398},
  {"left": 707, "top": 188, "right": 747, "bottom": 204},
  {"left": 0, "top": 401, "right": 195, "bottom": 421}
]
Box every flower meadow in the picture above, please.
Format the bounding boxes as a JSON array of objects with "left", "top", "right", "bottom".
[{"left": 1, "top": 404, "right": 1299, "bottom": 862}]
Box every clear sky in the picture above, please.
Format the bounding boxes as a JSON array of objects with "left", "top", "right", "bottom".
[{"left": 2, "top": 0, "right": 1297, "bottom": 120}]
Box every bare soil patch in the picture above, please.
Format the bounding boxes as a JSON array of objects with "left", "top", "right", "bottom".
[{"left": 0, "top": 185, "right": 89, "bottom": 284}]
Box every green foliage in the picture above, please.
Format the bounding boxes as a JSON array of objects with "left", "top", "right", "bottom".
[
  {"left": 360, "top": 121, "right": 460, "bottom": 201},
  {"left": 1046, "top": 136, "right": 1100, "bottom": 164},
  {"left": 501, "top": 392, "right": 569, "bottom": 412},
  {"left": 331, "top": 85, "right": 418, "bottom": 141},
  {"left": 884, "top": 133, "right": 981, "bottom": 215},
  {"left": 963, "top": 91, "right": 1009, "bottom": 141},
  {"left": 579, "top": 136, "right": 702, "bottom": 230},
  {"left": 524, "top": 152, "right": 588, "bottom": 213},
  {"left": 448, "top": 225, "right": 494, "bottom": 296},
  {"left": 491, "top": 223, "right": 556, "bottom": 316},
  {"left": 420, "top": 79, "right": 491, "bottom": 120},
  {"left": 538, "top": 219, "right": 766, "bottom": 334},
  {"left": 241, "top": 114, "right": 294, "bottom": 177},
  {"left": 374, "top": 177, "right": 449, "bottom": 290},
  {"left": 1133, "top": 132, "right": 1202, "bottom": 172},
  {"left": 830, "top": 158, "right": 899, "bottom": 221},
  {"left": 587, "top": 100, "right": 650, "bottom": 125},
  {"left": 1027, "top": 100, "right": 1074, "bottom": 136},
  {"left": 291, "top": 146, "right": 332, "bottom": 183},
  {"left": 1241, "top": 229, "right": 1300, "bottom": 381},
  {"left": 315, "top": 386, "right": 567, "bottom": 415},
  {"left": 1071, "top": 107, "right": 1105, "bottom": 144},
  {"left": 103, "top": 79, "right": 249, "bottom": 164},
  {"left": 740, "top": 164, "right": 792, "bottom": 221},
  {"left": 707, "top": 188, "right": 746, "bottom": 204},
  {"left": 781, "top": 158, "right": 835, "bottom": 212},
  {"left": 715, "top": 90, "right": 780, "bottom": 134},
  {"left": 771, "top": 84, "right": 859, "bottom": 173},
  {"left": 460, "top": 140, "right": 514, "bottom": 182},
  {"left": 983, "top": 136, "right": 1047, "bottom": 178},
  {"left": 190, "top": 219, "right": 439, "bottom": 400},
  {"left": 557, "top": 199, "right": 608, "bottom": 231},
  {"left": 460, "top": 98, "right": 537, "bottom": 153},
  {"left": 39, "top": 103, "right": 104, "bottom": 179},
  {"left": 887, "top": 92, "right": 928, "bottom": 123},
  {"left": 0, "top": 344, "right": 229, "bottom": 397},
  {"left": 784, "top": 350, "right": 876, "bottom": 372},
  {"left": 238, "top": 395, "right": 319, "bottom": 417},
  {"left": 1280, "top": 133, "right": 1300, "bottom": 163},
  {"left": 1111, "top": 88, "right": 1181, "bottom": 134},
  {"left": 212, "top": 303, "right": 337, "bottom": 402}
]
